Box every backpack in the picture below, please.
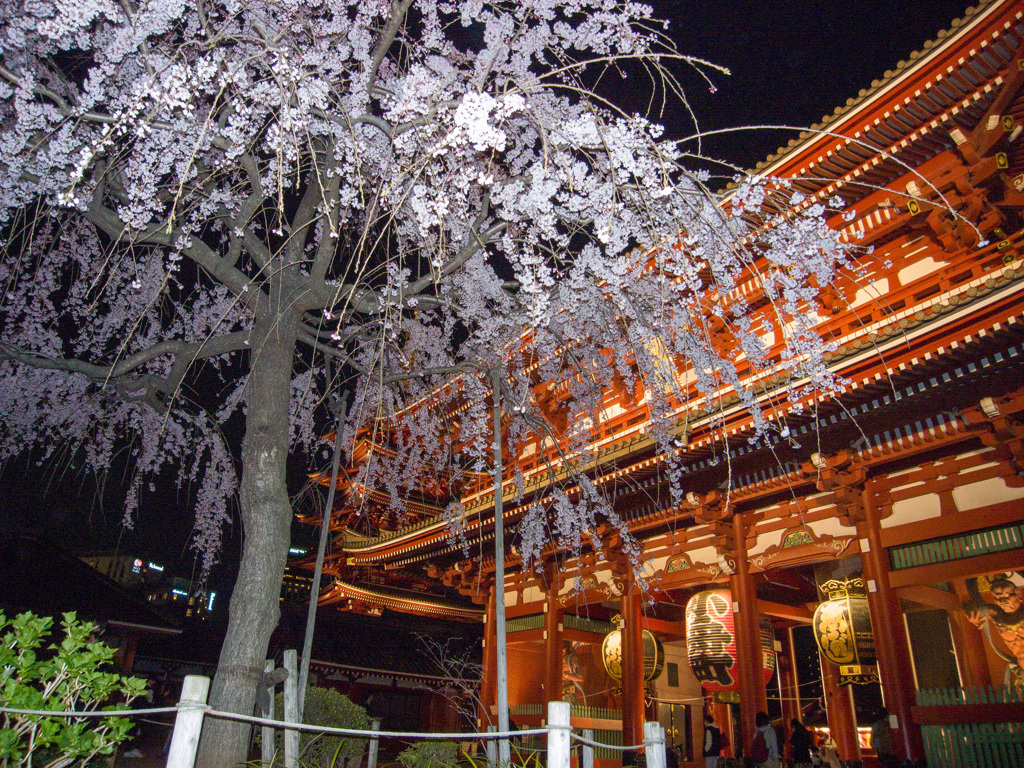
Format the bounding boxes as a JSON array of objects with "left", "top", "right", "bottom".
[
  {"left": 706, "top": 725, "right": 721, "bottom": 756},
  {"left": 751, "top": 728, "right": 769, "bottom": 763}
]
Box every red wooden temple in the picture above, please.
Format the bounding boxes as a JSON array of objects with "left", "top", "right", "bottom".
[{"left": 304, "top": 2, "right": 1024, "bottom": 765}]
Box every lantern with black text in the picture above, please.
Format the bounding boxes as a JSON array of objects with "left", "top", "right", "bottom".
[
  {"left": 600, "top": 615, "right": 665, "bottom": 682},
  {"left": 685, "top": 589, "right": 776, "bottom": 692},
  {"left": 813, "top": 578, "right": 879, "bottom": 685}
]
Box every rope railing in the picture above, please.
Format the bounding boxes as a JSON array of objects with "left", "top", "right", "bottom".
[
  {"left": 203, "top": 706, "right": 549, "bottom": 740},
  {"left": 3, "top": 678, "right": 667, "bottom": 768},
  {"left": 569, "top": 731, "right": 643, "bottom": 751},
  {"left": 0, "top": 703, "right": 546, "bottom": 740}
]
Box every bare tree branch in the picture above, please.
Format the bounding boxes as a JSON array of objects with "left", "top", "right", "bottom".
[{"left": 0, "top": 331, "right": 249, "bottom": 387}]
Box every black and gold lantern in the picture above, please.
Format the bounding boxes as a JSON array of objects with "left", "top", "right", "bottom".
[
  {"left": 600, "top": 615, "right": 665, "bottom": 682},
  {"left": 813, "top": 578, "right": 879, "bottom": 685}
]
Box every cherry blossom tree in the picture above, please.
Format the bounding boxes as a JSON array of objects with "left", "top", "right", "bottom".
[{"left": 0, "top": 1, "right": 854, "bottom": 765}]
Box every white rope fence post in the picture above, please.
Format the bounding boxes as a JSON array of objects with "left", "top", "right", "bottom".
[
  {"left": 262, "top": 660, "right": 276, "bottom": 768},
  {"left": 547, "top": 701, "right": 571, "bottom": 768},
  {"left": 166, "top": 675, "right": 210, "bottom": 768},
  {"left": 581, "top": 728, "right": 594, "bottom": 768},
  {"left": 643, "top": 721, "right": 666, "bottom": 768},
  {"left": 283, "top": 650, "right": 299, "bottom": 768},
  {"left": 486, "top": 725, "right": 497, "bottom": 768},
  {"left": 367, "top": 718, "right": 381, "bottom": 768}
]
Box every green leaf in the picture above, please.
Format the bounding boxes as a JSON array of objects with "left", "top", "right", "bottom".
[{"left": 0, "top": 611, "right": 140, "bottom": 765}]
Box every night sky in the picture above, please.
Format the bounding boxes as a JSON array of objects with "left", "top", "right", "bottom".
[
  {"left": 3, "top": 0, "right": 976, "bottom": 587},
  {"left": 650, "top": 0, "right": 974, "bottom": 171}
]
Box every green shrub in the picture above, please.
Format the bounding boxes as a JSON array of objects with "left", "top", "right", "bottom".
[
  {"left": 0, "top": 611, "right": 146, "bottom": 768},
  {"left": 397, "top": 740, "right": 460, "bottom": 768},
  {"left": 268, "top": 686, "right": 371, "bottom": 768}
]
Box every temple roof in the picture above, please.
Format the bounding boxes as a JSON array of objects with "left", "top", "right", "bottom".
[{"left": 307, "top": 0, "right": 1024, "bottom": 618}]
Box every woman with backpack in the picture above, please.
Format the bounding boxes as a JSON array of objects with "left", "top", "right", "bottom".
[
  {"left": 751, "top": 711, "right": 780, "bottom": 768},
  {"left": 703, "top": 713, "right": 722, "bottom": 768}
]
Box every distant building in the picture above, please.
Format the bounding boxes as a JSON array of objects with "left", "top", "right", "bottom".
[
  {"left": 78, "top": 552, "right": 217, "bottom": 622},
  {"left": 3, "top": 532, "right": 181, "bottom": 673},
  {"left": 80, "top": 553, "right": 168, "bottom": 589},
  {"left": 145, "top": 576, "right": 217, "bottom": 621},
  {"left": 280, "top": 564, "right": 315, "bottom": 604}
]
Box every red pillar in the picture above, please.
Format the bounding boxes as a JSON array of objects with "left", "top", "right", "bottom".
[
  {"left": 480, "top": 586, "right": 498, "bottom": 727},
  {"left": 713, "top": 701, "right": 734, "bottom": 758},
  {"left": 820, "top": 655, "right": 861, "bottom": 761},
  {"left": 544, "top": 575, "right": 563, "bottom": 705},
  {"left": 730, "top": 511, "right": 766, "bottom": 755},
  {"left": 621, "top": 585, "right": 645, "bottom": 750},
  {"left": 858, "top": 483, "right": 925, "bottom": 761}
]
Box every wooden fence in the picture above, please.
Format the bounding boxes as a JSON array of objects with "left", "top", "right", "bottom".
[{"left": 914, "top": 685, "right": 1024, "bottom": 768}]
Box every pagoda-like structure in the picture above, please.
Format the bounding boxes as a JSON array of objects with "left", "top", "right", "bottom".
[{"left": 309, "top": 2, "right": 1024, "bottom": 765}]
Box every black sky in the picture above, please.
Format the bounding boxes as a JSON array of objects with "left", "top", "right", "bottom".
[{"left": 651, "top": 0, "right": 974, "bottom": 171}]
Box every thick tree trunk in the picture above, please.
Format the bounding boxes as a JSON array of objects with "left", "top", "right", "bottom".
[{"left": 196, "top": 313, "right": 297, "bottom": 768}]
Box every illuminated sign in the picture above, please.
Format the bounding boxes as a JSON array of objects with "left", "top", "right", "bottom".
[
  {"left": 148, "top": 562, "right": 164, "bottom": 572},
  {"left": 686, "top": 588, "right": 776, "bottom": 692},
  {"left": 686, "top": 589, "right": 736, "bottom": 691}
]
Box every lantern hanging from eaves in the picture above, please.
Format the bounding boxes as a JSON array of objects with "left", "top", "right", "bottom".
[
  {"left": 813, "top": 578, "right": 879, "bottom": 685},
  {"left": 600, "top": 615, "right": 665, "bottom": 682},
  {"left": 685, "top": 588, "right": 776, "bottom": 692}
]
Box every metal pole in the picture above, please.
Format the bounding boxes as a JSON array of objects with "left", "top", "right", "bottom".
[
  {"left": 166, "top": 675, "right": 210, "bottom": 768},
  {"left": 298, "top": 391, "right": 348, "bottom": 720},
  {"left": 491, "top": 368, "right": 511, "bottom": 767}
]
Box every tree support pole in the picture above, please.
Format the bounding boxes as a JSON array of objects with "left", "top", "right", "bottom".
[
  {"left": 730, "top": 512, "right": 766, "bottom": 755},
  {"left": 480, "top": 587, "right": 498, "bottom": 729},
  {"left": 491, "top": 368, "right": 511, "bottom": 766},
  {"left": 298, "top": 390, "right": 347, "bottom": 719},
  {"left": 545, "top": 572, "right": 563, "bottom": 705}
]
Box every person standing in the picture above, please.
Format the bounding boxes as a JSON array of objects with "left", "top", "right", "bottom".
[
  {"left": 703, "top": 713, "right": 722, "bottom": 768},
  {"left": 870, "top": 708, "right": 898, "bottom": 768},
  {"left": 789, "top": 719, "right": 814, "bottom": 765},
  {"left": 752, "top": 711, "right": 780, "bottom": 768},
  {"left": 817, "top": 732, "right": 841, "bottom": 768}
]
